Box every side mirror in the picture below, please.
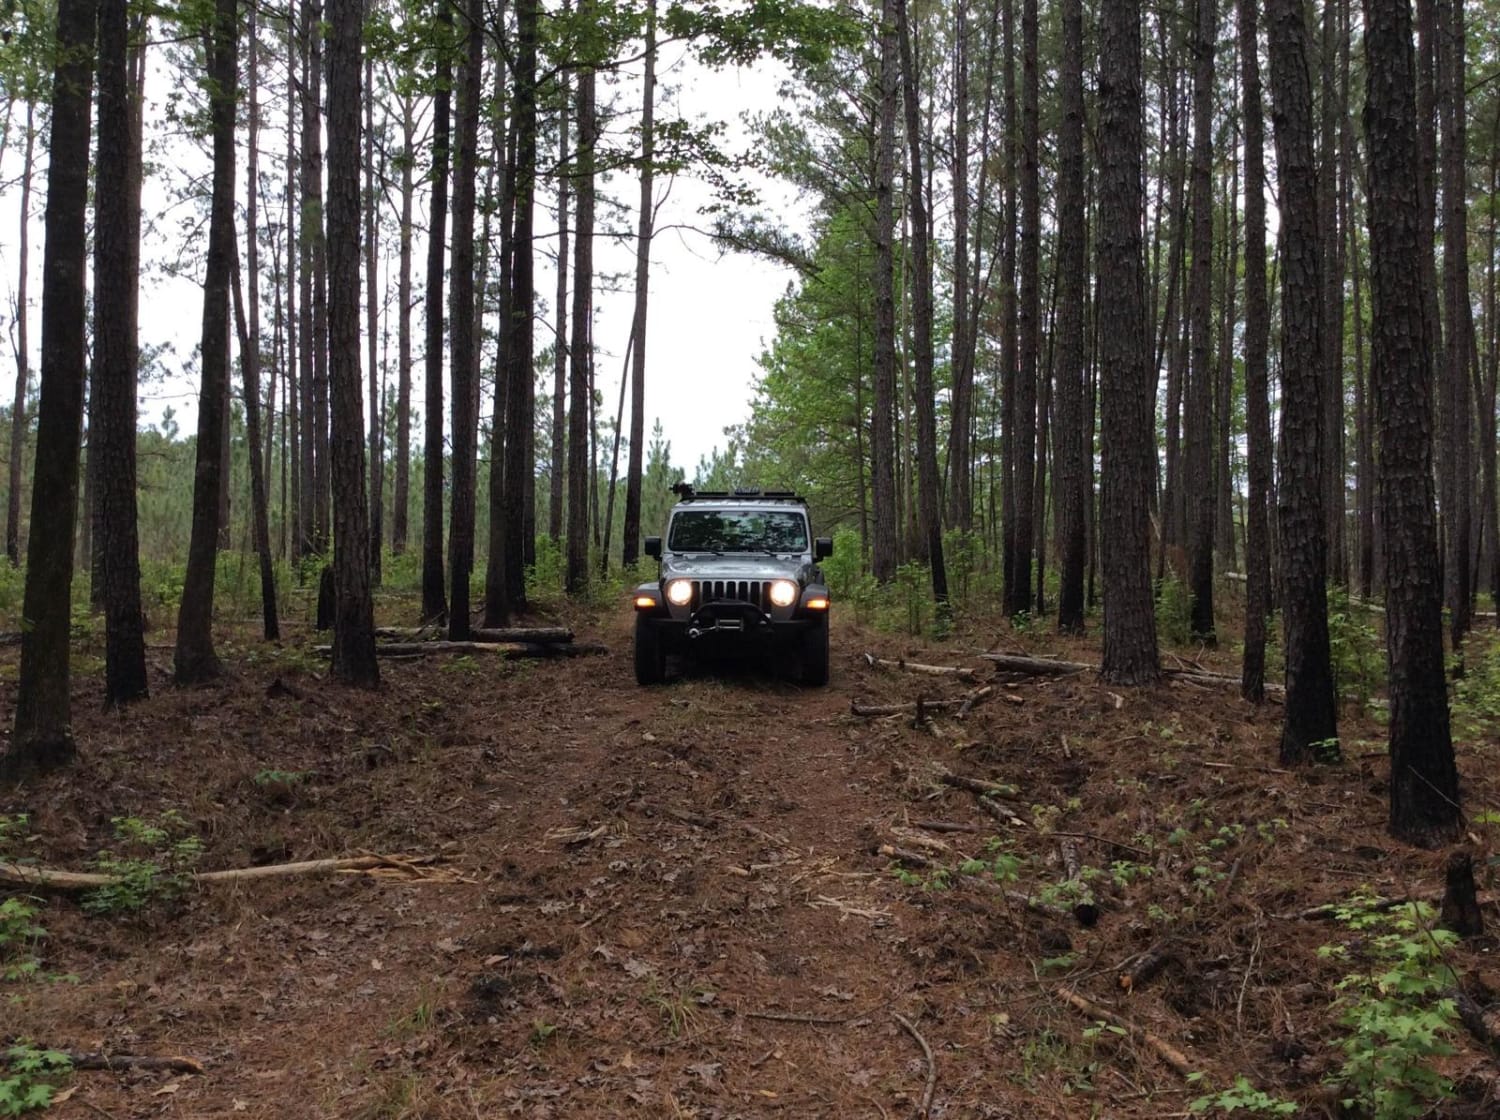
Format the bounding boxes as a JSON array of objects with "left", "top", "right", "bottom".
[
  {"left": 644, "top": 536, "right": 662, "bottom": 559},
  {"left": 814, "top": 537, "right": 833, "bottom": 561}
]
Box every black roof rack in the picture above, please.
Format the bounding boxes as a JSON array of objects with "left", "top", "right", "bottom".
[{"left": 669, "top": 483, "right": 808, "bottom": 504}]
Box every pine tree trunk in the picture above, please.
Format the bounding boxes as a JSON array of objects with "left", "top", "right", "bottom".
[
  {"left": 4, "top": 0, "right": 94, "bottom": 775},
  {"left": 6, "top": 103, "right": 34, "bottom": 568},
  {"left": 235, "top": 3, "right": 280, "bottom": 642},
  {"left": 447, "top": 0, "right": 483, "bottom": 640},
  {"left": 175, "top": 0, "right": 236, "bottom": 685},
  {"left": 870, "top": 0, "right": 899, "bottom": 584},
  {"left": 549, "top": 48, "right": 569, "bottom": 546},
  {"left": 1320, "top": 0, "right": 1347, "bottom": 585},
  {"left": 565, "top": 44, "right": 596, "bottom": 595},
  {"left": 1439, "top": 0, "right": 1471, "bottom": 644},
  {"left": 421, "top": 3, "right": 452, "bottom": 624},
  {"left": 324, "top": 0, "right": 377, "bottom": 686},
  {"left": 285, "top": 11, "right": 300, "bottom": 564},
  {"left": 1097, "top": 0, "right": 1159, "bottom": 684},
  {"left": 1054, "top": 0, "right": 1086, "bottom": 633},
  {"left": 307, "top": 0, "right": 330, "bottom": 555},
  {"left": 296, "top": 6, "right": 316, "bottom": 558},
  {"left": 365, "top": 54, "right": 382, "bottom": 585},
  {"left": 621, "top": 0, "right": 655, "bottom": 571},
  {"left": 948, "top": 0, "right": 973, "bottom": 533},
  {"left": 1006, "top": 0, "right": 1037, "bottom": 616},
  {"left": 1240, "top": 0, "right": 1272, "bottom": 703},
  {"left": 1184, "top": 0, "right": 1217, "bottom": 641},
  {"left": 1362, "top": 0, "right": 1461, "bottom": 845},
  {"left": 392, "top": 94, "right": 414, "bottom": 555},
  {"left": 894, "top": 0, "right": 948, "bottom": 605},
  {"left": 1267, "top": 0, "right": 1339, "bottom": 763}
]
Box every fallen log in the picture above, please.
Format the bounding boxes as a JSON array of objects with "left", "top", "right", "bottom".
[
  {"left": 1457, "top": 990, "right": 1500, "bottom": 1052},
  {"left": 851, "top": 687, "right": 992, "bottom": 718},
  {"left": 863, "top": 652, "right": 976, "bottom": 679},
  {"left": 936, "top": 769, "right": 1021, "bottom": 800},
  {"left": 0, "top": 853, "right": 455, "bottom": 892},
  {"left": 376, "top": 625, "right": 574, "bottom": 644},
  {"left": 318, "top": 640, "right": 607, "bottom": 659},
  {"left": 1055, "top": 986, "right": 1196, "bottom": 1079},
  {"left": 64, "top": 1051, "right": 206, "bottom": 1075},
  {"left": 979, "top": 652, "right": 1286, "bottom": 696}
]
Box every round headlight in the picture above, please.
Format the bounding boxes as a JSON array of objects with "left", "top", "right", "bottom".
[
  {"left": 666, "top": 579, "right": 694, "bottom": 606},
  {"left": 769, "top": 579, "right": 798, "bottom": 607}
]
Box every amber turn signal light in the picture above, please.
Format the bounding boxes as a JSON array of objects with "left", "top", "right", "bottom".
[
  {"left": 804, "top": 597, "right": 829, "bottom": 611},
  {"left": 633, "top": 596, "right": 657, "bottom": 609}
]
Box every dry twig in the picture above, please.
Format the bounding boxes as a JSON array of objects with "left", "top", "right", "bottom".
[{"left": 892, "top": 1012, "right": 936, "bottom": 1118}]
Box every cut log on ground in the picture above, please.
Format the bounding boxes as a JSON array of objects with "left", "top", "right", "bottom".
[
  {"left": 1055, "top": 986, "right": 1196, "bottom": 1078},
  {"left": 62, "top": 1051, "right": 206, "bottom": 1075},
  {"left": 863, "top": 652, "right": 976, "bottom": 679},
  {"left": 0, "top": 853, "right": 462, "bottom": 892},
  {"left": 1457, "top": 990, "right": 1500, "bottom": 1051}
]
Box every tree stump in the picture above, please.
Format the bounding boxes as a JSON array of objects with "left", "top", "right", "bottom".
[{"left": 1441, "top": 850, "right": 1484, "bottom": 938}]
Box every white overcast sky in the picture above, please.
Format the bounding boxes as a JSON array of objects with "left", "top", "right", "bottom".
[{"left": 0, "top": 35, "right": 806, "bottom": 476}]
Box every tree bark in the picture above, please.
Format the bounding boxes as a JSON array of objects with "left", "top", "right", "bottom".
[
  {"left": 392, "top": 94, "right": 414, "bottom": 555},
  {"left": 549, "top": 47, "right": 569, "bottom": 546},
  {"left": 236, "top": 3, "right": 280, "bottom": 643},
  {"left": 1006, "top": 0, "right": 1037, "bottom": 616},
  {"left": 446, "top": 0, "right": 482, "bottom": 640},
  {"left": 871, "top": 0, "right": 899, "bottom": 584},
  {"left": 1184, "top": 0, "right": 1217, "bottom": 641},
  {"left": 174, "top": 0, "right": 235, "bottom": 685},
  {"left": 565, "top": 35, "right": 596, "bottom": 595},
  {"left": 93, "top": 0, "right": 149, "bottom": 703},
  {"left": 947, "top": 0, "right": 973, "bottom": 533},
  {"left": 1054, "top": 0, "right": 1086, "bottom": 633},
  {"left": 4, "top": 0, "right": 95, "bottom": 776},
  {"left": 421, "top": 0, "right": 451, "bottom": 624},
  {"left": 325, "top": 0, "right": 378, "bottom": 686},
  {"left": 895, "top": 0, "right": 948, "bottom": 606},
  {"left": 1096, "top": 0, "right": 1159, "bottom": 684},
  {"left": 1362, "top": 0, "right": 1462, "bottom": 846},
  {"left": 365, "top": 54, "right": 382, "bottom": 585},
  {"left": 1240, "top": 0, "right": 1272, "bottom": 703},
  {"left": 1438, "top": 0, "right": 1471, "bottom": 645},
  {"left": 620, "top": 0, "right": 656, "bottom": 571},
  {"left": 6, "top": 102, "right": 34, "bottom": 568},
  {"left": 1267, "top": 0, "right": 1339, "bottom": 764},
  {"left": 497, "top": 0, "right": 536, "bottom": 617}
]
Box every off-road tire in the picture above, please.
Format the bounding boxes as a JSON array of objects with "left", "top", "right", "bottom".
[
  {"left": 634, "top": 615, "right": 667, "bottom": 685},
  {"left": 800, "top": 617, "right": 830, "bottom": 686}
]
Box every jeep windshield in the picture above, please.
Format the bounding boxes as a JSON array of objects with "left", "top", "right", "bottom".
[{"left": 668, "top": 510, "right": 809, "bottom": 554}]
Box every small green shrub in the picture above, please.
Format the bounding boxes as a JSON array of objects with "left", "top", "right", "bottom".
[
  {"left": 84, "top": 812, "right": 204, "bottom": 916},
  {"left": 0, "top": 899, "right": 46, "bottom": 983},
  {"left": 1318, "top": 895, "right": 1459, "bottom": 1120},
  {"left": 1326, "top": 588, "right": 1384, "bottom": 704},
  {"left": 0, "top": 1046, "right": 72, "bottom": 1116},
  {"left": 1155, "top": 578, "right": 1193, "bottom": 647},
  {"left": 1189, "top": 1074, "right": 1298, "bottom": 1115}
]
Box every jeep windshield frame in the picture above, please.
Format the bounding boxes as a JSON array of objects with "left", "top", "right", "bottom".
[{"left": 667, "top": 509, "right": 810, "bottom": 554}]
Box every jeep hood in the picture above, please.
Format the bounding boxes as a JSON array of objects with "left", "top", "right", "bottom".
[{"left": 662, "top": 555, "right": 810, "bottom": 581}]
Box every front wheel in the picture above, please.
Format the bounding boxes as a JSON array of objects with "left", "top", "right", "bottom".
[
  {"left": 800, "top": 618, "right": 830, "bottom": 686},
  {"left": 634, "top": 614, "right": 667, "bottom": 685}
]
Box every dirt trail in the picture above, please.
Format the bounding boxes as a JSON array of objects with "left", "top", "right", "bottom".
[{"left": 3, "top": 610, "right": 1496, "bottom": 1118}]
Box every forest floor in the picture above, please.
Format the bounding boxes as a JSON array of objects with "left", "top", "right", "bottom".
[{"left": 4, "top": 592, "right": 1500, "bottom": 1119}]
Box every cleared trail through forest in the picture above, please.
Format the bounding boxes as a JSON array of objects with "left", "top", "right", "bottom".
[{"left": 6, "top": 612, "right": 1497, "bottom": 1118}]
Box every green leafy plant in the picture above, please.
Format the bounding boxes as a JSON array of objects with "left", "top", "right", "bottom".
[
  {"left": 1318, "top": 895, "right": 1459, "bottom": 1120},
  {"left": 1325, "top": 588, "right": 1384, "bottom": 705},
  {"left": 83, "top": 812, "right": 203, "bottom": 915},
  {"left": 1155, "top": 578, "right": 1193, "bottom": 647},
  {"left": 0, "top": 1045, "right": 72, "bottom": 1116},
  {"left": 0, "top": 899, "right": 47, "bottom": 983},
  {"left": 1189, "top": 1074, "right": 1298, "bottom": 1115}
]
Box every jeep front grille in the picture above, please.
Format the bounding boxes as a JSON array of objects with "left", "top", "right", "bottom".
[{"left": 692, "top": 579, "right": 768, "bottom": 611}]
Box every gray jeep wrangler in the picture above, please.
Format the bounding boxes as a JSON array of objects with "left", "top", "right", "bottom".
[{"left": 631, "top": 485, "right": 833, "bottom": 686}]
